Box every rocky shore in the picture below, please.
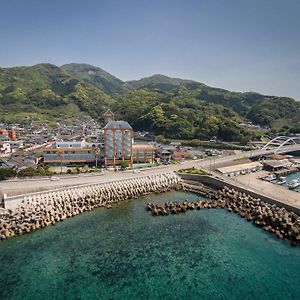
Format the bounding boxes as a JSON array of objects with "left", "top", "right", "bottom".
[
  {"left": 0, "top": 173, "right": 181, "bottom": 240},
  {"left": 1, "top": 173, "right": 300, "bottom": 245},
  {"left": 147, "top": 184, "right": 300, "bottom": 245}
]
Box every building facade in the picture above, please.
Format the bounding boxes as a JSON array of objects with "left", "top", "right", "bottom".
[
  {"left": 132, "top": 144, "right": 156, "bottom": 164},
  {"left": 43, "top": 140, "right": 100, "bottom": 165},
  {"left": 0, "top": 129, "right": 17, "bottom": 141},
  {"left": 0, "top": 142, "right": 11, "bottom": 155},
  {"left": 103, "top": 121, "right": 134, "bottom": 167}
]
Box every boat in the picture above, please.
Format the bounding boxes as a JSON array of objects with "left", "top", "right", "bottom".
[
  {"left": 287, "top": 179, "right": 300, "bottom": 190},
  {"left": 276, "top": 176, "right": 286, "bottom": 185},
  {"left": 264, "top": 174, "right": 276, "bottom": 182}
]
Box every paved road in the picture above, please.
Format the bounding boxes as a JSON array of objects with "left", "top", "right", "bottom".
[{"left": 1, "top": 144, "right": 299, "bottom": 196}]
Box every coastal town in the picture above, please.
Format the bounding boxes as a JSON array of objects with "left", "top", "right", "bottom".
[
  {"left": 1, "top": 109, "right": 300, "bottom": 201},
  {"left": 2, "top": 1, "right": 300, "bottom": 299}
]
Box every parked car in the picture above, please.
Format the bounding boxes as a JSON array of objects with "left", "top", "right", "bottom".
[{"left": 50, "top": 176, "right": 60, "bottom": 181}]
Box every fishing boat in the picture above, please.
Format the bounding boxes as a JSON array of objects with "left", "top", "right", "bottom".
[
  {"left": 264, "top": 174, "right": 276, "bottom": 182},
  {"left": 276, "top": 176, "right": 286, "bottom": 185},
  {"left": 287, "top": 179, "right": 300, "bottom": 190}
]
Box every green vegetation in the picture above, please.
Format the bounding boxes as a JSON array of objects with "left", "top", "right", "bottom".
[
  {"left": 0, "top": 168, "right": 17, "bottom": 180},
  {"left": 0, "top": 164, "right": 53, "bottom": 180},
  {"left": 0, "top": 63, "right": 114, "bottom": 124},
  {"left": 180, "top": 139, "right": 253, "bottom": 150},
  {"left": 178, "top": 168, "right": 211, "bottom": 176},
  {"left": 1, "top": 63, "right": 300, "bottom": 142},
  {"left": 61, "top": 63, "right": 128, "bottom": 95},
  {"left": 120, "top": 160, "right": 129, "bottom": 170}
]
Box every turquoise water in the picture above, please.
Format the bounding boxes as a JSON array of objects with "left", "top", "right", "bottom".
[
  {"left": 0, "top": 191, "right": 300, "bottom": 300},
  {"left": 284, "top": 171, "right": 300, "bottom": 190}
]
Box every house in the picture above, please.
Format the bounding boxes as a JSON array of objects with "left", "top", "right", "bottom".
[
  {"left": 0, "top": 129, "right": 17, "bottom": 140},
  {"left": 156, "top": 145, "right": 174, "bottom": 163},
  {"left": 172, "top": 149, "right": 190, "bottom": 161},
  {"left": 0, "top": 142, "right": 11, "bottom": 155},
  {"left": 0, "top": 158, "right": 17, "bottom": 169}
]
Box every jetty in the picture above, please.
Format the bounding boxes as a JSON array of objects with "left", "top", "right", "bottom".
[{"left": 147, "top": 183, "right": 300, "bottom": 245}]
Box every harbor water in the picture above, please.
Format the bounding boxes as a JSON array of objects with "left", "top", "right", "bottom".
[
  {"left": 0, "top": 191, "right": 300, "bottom": 300},
  {"left": 284, "top": 171, "right": 300, "bottom": 190}
]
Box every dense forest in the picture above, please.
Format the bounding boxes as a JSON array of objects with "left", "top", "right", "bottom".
[{"left": 0, "top": 63, "right": 299, "bottom": 143}]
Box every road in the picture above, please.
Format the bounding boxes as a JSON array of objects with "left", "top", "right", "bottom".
[{"left": 1, "top": 144, "right": 299, "bottom": 196}]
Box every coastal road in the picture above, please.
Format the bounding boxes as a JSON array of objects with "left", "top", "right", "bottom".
[{"left": 1, "top": 144, "right": 299, "bottom": 196}]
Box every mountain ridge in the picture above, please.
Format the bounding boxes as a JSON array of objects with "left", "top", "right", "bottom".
[{"left": 0, "top": 62, "right": 299, "bottom": 141}]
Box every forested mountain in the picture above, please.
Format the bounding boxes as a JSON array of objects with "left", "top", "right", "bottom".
[
  {"left": 61, "top": 63, "right": 127, "bottom": 95},
  {"left": 0, "top": 63, "right": 299, "bottom": 142},
  {"left": 0, "top": 63, "right": 113, "bottom": 123}
]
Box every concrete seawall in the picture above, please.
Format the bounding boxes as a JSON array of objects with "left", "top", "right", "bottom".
[
  {"left": 178, "top": 173, "right": 300, "bottom": 215},
  {"left": 3, "top": 173, "right": 179, "bottom": 209},
  {"left": 0, "top": 173, "right": 181, "bottom": 240}
]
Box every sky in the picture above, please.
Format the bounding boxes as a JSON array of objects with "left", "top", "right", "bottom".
[{"left": 0, "top": 0, "right": 299, "bottom": 99}]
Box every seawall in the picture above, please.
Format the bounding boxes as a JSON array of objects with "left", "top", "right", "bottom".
[
  {"left": 0, "top": 173, "right": 181, "bottom": 240},
  {"left": 178, "top": 173, "right": 300, "bottom": 215}
]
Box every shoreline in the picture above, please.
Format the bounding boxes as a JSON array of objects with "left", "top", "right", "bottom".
[{"left": 0, "top": 172, "right": 299, "bottom": 245}]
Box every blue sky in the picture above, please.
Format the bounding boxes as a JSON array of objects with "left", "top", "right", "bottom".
[{"left": 0, "top": 0, "right": 299, "bottom": 99}]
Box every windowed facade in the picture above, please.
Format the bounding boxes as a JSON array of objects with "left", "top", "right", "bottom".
[{"left": 103, "top": 121, "right": 133, "bottom": 167}]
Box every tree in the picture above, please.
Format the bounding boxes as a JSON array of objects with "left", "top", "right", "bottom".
[
  {"left": 0, "top": 168, "right": 17, "bottom": 180},
  {"left": 120, "top": 160, "right": 129, "bottom": 170}
]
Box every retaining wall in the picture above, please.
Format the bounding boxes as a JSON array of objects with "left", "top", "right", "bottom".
[
  {"left": 178, "top": 173, "right": 300, "bottom": 215},
  {"left": 3, "top": 173, "right": 176, "bottom": 209}
]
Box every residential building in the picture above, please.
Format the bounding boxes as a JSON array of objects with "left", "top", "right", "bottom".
[
  {"left": 0, "top": 129, "right": 17, "bottom": 141},
  {"left": 172, "top": 149, "right": 190, "bottom": 161},
  {"left": 132, "top": 144, "right": 156, "bottom": 164},
  {"left": 43, "top": 140, "right": 100, "bottom": 165},
  {"left": 156, "top": 145, "right": 174, "bottom": 164},
  {"left": 0, "top": 142, "right": 11, "bottom": 155}
]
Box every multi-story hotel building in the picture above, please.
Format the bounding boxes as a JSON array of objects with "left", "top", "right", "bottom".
[
  {"left": 103, "top": 119, "right": 134, "bottom": 167},
  {"left": 102, "top": 110, "right": 156, "bottom": 168},
  {"left": 43, "top": 110, "right": 156, "bottom": 168}
]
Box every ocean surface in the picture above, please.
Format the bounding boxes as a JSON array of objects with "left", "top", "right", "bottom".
[{"left": 0, "top": 191, "right": 300, "bottom": 300}]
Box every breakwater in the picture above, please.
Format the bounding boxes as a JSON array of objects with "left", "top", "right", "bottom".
[
  {"left": 0, "top": 173, "right": 181, "bottom": 240},
  {"left": 147, "top": 183, "right": 300, "bottom": 245}
]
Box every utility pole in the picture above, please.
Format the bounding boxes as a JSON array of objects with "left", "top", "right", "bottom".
[
  {"left": 59, "top": 151, "right": 63, "bottom": 174},
  {"left": 95, "top": 148, "right": 100, "bottom": 169}
]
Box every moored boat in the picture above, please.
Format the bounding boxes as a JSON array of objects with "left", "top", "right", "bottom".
[
  {"left": 287, "top": 179, "right": 300, "bottom": 190},
  {"left": 276, "top": 176, "right": 286, "bottom": 185}
]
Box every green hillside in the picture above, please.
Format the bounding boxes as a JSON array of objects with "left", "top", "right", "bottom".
[
  {"left": 61, "top": 63, "right": 128, "bottom": 95},
  {"left": 123, "top": 74, "right": 300, "bottom": 133},
  {"left": 0, "top": 63, "right": 114, "bottom": 123},
  {"left": 0, "top": 63, "right": 299, "bottom": 142}
]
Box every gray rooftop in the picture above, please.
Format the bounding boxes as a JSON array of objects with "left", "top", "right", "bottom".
[{"left": 104, "top": 121, "right": 132, "bottom": 130}]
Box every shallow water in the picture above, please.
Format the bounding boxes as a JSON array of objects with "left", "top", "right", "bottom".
[{"left": 0, "top": 191, "right": 299, "bottom": 300}]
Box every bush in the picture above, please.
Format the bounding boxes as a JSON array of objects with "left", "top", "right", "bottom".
[
  {"left": 0, "top": 168, "right": 17, "bottom": 180},
  {"left": 120, "top": 160, "right": 129, "bottom": 170},
  {"left": 178, "top": 168, "right": 211, "bottom": 176},
  {"left": 17, "top": 167, "right": 38, "bottom": 177}
]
